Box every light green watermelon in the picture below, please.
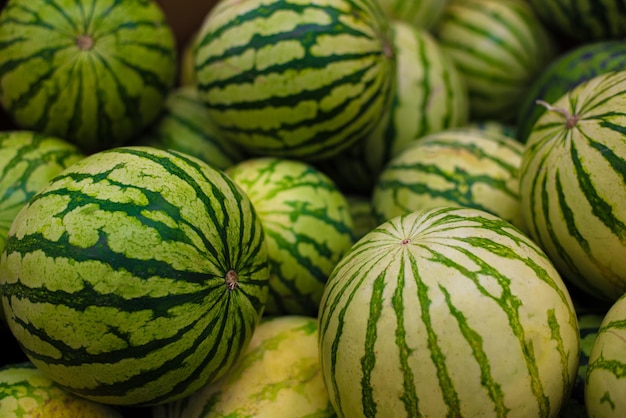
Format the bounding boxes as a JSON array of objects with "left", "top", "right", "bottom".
[
  {"left": 226, "top": 157, "right": 354, "bottom": 316},
  {"left": 194, "top": 0, "right": 396, "bottom": 160},
  {"left": 0, "top": 130, "right": 84, "bottom": 255},
  {"left": 318, "top": 206, "right": 579, "bottom": 417},
  {"left": 137, "top": 86, "right": 244, "bottom": 171},
  {"left": 372, "top": 127, "right": 526, "bottom": 232},
  {"left": 0, "top": 0, "right": 177, "bottom": 153},
  {"left": 0, "top": 362, "right": 122, "bottom": 417},
  {"left": 433, "top": 0, "right": 556, "bottom": 122},
  {"left": 519, "top": 70, "right": 626, "bottom": 303},
  {"left": 0, "top": 146, "right": 269, "bottom": 406},
  {"left": 153, "top": 315, "right": 335, "bottom": 418}
]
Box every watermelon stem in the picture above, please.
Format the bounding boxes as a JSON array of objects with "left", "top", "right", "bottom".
[
  {"left": 535, "top": 99, "right": 579, "bottom": 129},
  {"left": 225, "top": 270, "right": 239, "bottom": 291}
]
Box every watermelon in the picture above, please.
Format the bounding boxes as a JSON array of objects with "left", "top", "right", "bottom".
[
  {"left": 372, "top": 127, "right": 526, "bottom": 232},
  {"left": 517, "top": 41, "right": 626, "bottom": 143},
  {"left": 316, "top": 19, "right": 468, "bottom": 195},
  {"left": 529, "top": 0, "right": 626, "bottom": 42},
  {"left": 0, "top": 361, "right": 123, "bottom": 417},
  {"left": 0, "top": 0, "right": 177, "bottom": 153},
  {"left": 318, "top": 206, "right": 579, "bottom": 417},
  {"left": 179, "top": 31, "right": 198, "bottom": 87},
  {"left": 137, "top": 86, "right": 245, "bottom": 171},
  {"left": 376, "top": 0, "right": 450, "bottom": 30},
  {"left": 519, "top": 70, "right": 626, "bottom": 303},
  {"left": 193, "top": 0, "right": 396, "bottom": 160},
  {"left": 464, "top": 120, "right": 517, "bottom": 139},
  {"left": 153, "top": 315, "right": 335, "bottom": 418},
  {"left": 0, "top": 130, "right": 84, "bottom": 255},
  {"left": 433, "top": 0, "right": 556, "bottom": 122},
  {"left": 0, "top": 362, "right": 123, "bottom": 417},
  {"left": 0, "top": 146, "right": 270, "bottom": 406},
  {"left": 226, "top": 157, "right": 354, "bottom": 316},
  {"left": 585, "top": 294, "right": 626, "bottom": 417}
]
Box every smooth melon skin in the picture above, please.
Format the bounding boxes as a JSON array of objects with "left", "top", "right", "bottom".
[
  {"left": 226, "top": 157, "right": 355, "bottom": 317},
  {"left": 0, "top": 362, "right": 122, "bottom": 417},
  {"left": 519, "top": 71, "right": 626, "bottom": 303},
  {"left": 585, "top": 295, "right": 626, "bottom": 417},
  {"left": 0, "top": 0, "right": 177, "bottom": 153},
  {"left": 194, "top": 0, "right": 396, "bottom": 161},
  {"left": 152, "top": 316, "right": 335, "bottom": 418},
  {"left": 0, "top": 146, "right": 270, "bottom": 406},
  {"left": 318, "top": 206, "right": 579, "bottom": 418}
]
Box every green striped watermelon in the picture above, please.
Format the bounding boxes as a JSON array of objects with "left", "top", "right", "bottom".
[
  {"left": 519, "top": 70, "right": 626, "bottom": 303},
  {"left": 194, "top": 0, "right": 396, "bottom": 160},
  {"left": 137, "top": 86, "right": 244, "bottom": 171},
  {"left": 376, "top": 0, "right": 450, "bottom": 30},
  {"left": 153, "top": 315, "right": 335, "bottom": 418},
  {"left": 517, "top": 41, "right": 626, "bottom": 143},
  {"left": 433, "top": 0, "right": 556, "bottom": 122},
  {"left": 226, "top": 157, "right": 354, "bottom": 316},
  {"left": 529, "top": 0, "right": 626, "bottom": 42},
  {"left": 372, "top": 127, "right": 526, "bottom": 232},
  {"left": 0, "top": 131, "right": 84, "bottom": 255},
  {"left": 0, "top": 362, "right": 123, "bottom": 417},
  {"left": 316, "top": 19, "right": 468, "bottom": 195},
  {"left": 318, "top": 206, "right": 579, "bottom": 417},
  {"left": 0, "top": 146, "right": 269, "bottom": 406},
  {"left": 0, "top": 0, "right": 177, "bottom": 153},
  {"left": 585, "top": 295, "right": 626, "bottom": 417},
  {"left": 464, "top": 120, "right": 518, "bottom": 139},
  {"left": 179, "top": 31, "right": 199, "bottom": 87}
]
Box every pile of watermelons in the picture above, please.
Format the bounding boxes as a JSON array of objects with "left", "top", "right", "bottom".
[{"left": 1, "top": 0, "right": 626, "bottom": 417}]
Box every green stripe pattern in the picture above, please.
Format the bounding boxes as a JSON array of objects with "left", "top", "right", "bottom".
[
  {"left": 194, "top": 0, "right": 396, "bottom": 160},
  {"left": 318, "top": 206, "right": 579, "bottom": 417},
  {"left": 585, "top": 294, "right": 626, "bottom": 417},
  {"left": 372, "top": 128, "right": 526, "bottom": 232},
  {"left": 529, "top": 0, "right": 626, "bottom": 42},
  {"left": 376, "top": 0, "right": 450, "bottom": 29},
  {"left": 0, "top": 362, "right": 122, "bottom": 417},
  {"left": 226, "top": 157, "right": 354, "bottom": 316},
  {"left": 316, "top": 20, "right": 468, "bottom": 195},
  {"left": 519, "top": 70, "right": 626, "bottom": 303},
  {"left": 517, "top": 41, "right": 626, "bottom": 143},
  {"left": 0, "top": 146, "right": 269, "bottom": 406},
  {"left": 0, "top": 130, "right": 84, "bottom": 255},
  {"left": 138, "top": 86, "right": 245, "bottom": 171},
  {"left": 0, "top": 0, "right": 176, "bottom": 153},
  {"left": 153, "top": 316, "right": 335, "bottom": 418},
  {"left": 433, "top": 0, "right": 556, "bottom": 122}
]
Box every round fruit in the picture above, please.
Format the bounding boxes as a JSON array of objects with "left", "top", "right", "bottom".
[
  {"left": 0, "top": 146, "right": 269, "bottom": 406},
  {"left": 227, "top": 157, "right": 354, "bottom": 316},
  {"left": 194, "top": 0, "right": 396, "bottom": 160},
  {"left": 318, "top": 206, "right": 579, "bottom": 417},
  {"left": 0, "top": 0, "right": 177, "bottom": 153},
  {"left": 519, "top": 70, "right": 626, "bottom": 302},
  {"left": 0, "top": 362, "right": 122, "bottom": 417},
  {"left": 0, "top": 130, "right": 83, "bottom": 255},
  {"left": 433, "top": 0, "right": 556, "bottom": 122},
  {"left": 153, "top": 316, "right": 334, "bottom": 418},
  {"left": 372, "top": 127, "right": 526, "bottom": 232}
]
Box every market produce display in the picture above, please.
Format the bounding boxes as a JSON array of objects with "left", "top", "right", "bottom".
[{"left": 2, "top": 0, "right": 626, "bottom": 417}]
